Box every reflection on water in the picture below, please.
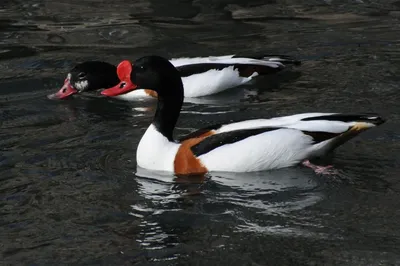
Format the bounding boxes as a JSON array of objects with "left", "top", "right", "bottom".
[
  {"left": 1, "top": 0, "right": 400, "bottom": 265},
  {"left": 132, "top": 167, "right": 324, "bottom": 251}
]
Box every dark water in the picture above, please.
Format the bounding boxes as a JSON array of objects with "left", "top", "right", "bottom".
[{"left": 1, "top": 0, "right": 400, "bottom": 265}]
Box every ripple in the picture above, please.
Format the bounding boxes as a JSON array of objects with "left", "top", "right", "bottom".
[
  {"left": 1, "top": 0, "right": 400, "bottom": 264},
  {"left": 130, "top": 166, "right": 325, "bottom": 250},
  {"left": 0, "top": 45, "right": 38, "bottom": 60}
]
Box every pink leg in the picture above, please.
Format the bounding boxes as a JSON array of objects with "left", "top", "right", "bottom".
[{"left": 302, "top": 160, "right": 339, "bottom": 175}]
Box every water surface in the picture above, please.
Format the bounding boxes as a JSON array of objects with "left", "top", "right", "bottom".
[{"left": 1, "top": 0, "right": 400, "bottom": 265}]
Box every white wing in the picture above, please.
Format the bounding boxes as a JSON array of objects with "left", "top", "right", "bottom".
[
  {"left": 195, "top": 113, "right": 384, "bottom": 172},
  {"left": 215, "top": 113, "right": 381, "bottom": 134},
  {"left": 170, "top": 55, "right": 284, "bottom": 68}
]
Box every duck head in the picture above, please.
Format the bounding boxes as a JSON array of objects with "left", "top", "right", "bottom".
[
  {"left": 102, "top": 56, "right": 185, "bottom": 140},
  {"left": 48, "top": 61, "right": 119, "bottom": 100},
  {"left": 101, "top": 56, "right": 183, "bottom": 99}
]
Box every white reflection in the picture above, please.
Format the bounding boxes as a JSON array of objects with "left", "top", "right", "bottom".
[{"left": 130, "top": 166, "right": 325, "bottom": 249}]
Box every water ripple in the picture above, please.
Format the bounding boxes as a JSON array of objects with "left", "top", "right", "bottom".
[{"left": 1, "top": 0, "right": 400, "bottom": 264}]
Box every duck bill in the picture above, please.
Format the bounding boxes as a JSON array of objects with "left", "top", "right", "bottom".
[
  {"left": 101, "top": 80, "right": 138, "bottom": 97},
  {"left": 47, "top": 81, "right": 78, "bottom": 100}
]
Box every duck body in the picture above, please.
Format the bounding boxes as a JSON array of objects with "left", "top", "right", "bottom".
[
  {"left": 49, "top": 54, "right": 299, "bottom": 100},
  {"left": 101, "top": 55, "right": 385, "bottom": 176},
  {"left": 118, "top": 54, "right": 298, "bottom": 100},
  {"left": 136, "top": 113, "right": 384, "bottom": 174}
]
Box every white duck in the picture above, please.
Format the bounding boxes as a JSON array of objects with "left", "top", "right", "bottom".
[
  {"left": 101, "top": 55, "right": 385, "bottom": 176},
  {"left": 48, "top": 54, "right": 300, "bottom": 100}
]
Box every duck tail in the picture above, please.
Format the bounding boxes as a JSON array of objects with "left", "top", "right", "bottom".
[
  {"left": 233, "top": 54, "right": 301, "bottom": 66},
  {"left": 301, "top": 113, "right": 386, "bottom": 128},
  {"left": 299, "top": 113, "right": 386, "bottom": 156},
  {"left": 262, "top": 55, "right": 301, "bottom": 66}
]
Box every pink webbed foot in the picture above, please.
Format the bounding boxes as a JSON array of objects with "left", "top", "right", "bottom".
[
  {"left": 302, "top": 160, "right": 339, "bottom": 176},
  {"left": 301, "top": 160, "right": 352, "bottom": 183}
]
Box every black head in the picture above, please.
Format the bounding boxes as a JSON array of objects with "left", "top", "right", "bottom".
[
  {"left": 101, "top": 56, "right": 185, "bottom": 141},
  {"left": 131, "top": 56, "right": 183, "bottom": 97},
  {"left": 101, "top": 55, "right": 184, "bottom": 99},
  {"left": 48, "top": 61, "right": 119, "bottom": 100}
]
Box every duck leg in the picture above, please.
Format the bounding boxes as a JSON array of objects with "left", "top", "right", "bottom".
[{"left": 301, "top": 160, "right": 339, "bottom": 175}]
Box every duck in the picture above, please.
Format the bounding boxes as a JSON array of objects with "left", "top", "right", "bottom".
[
  {"left": 47, "top": 61, "right": 119, "bottom": 100},
  {"left": 47, "top": 54, "right": 300, "bottom": 100},
  {"left": 100, "top": 55, "right": 386, "bottom": 176}
]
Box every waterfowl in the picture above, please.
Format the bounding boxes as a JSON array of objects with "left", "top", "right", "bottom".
[
  {"left": 100, "top": 55, "right": 385, "bottom": 176},
  {"left": 48, "top": 54, "right": 300, "bottom": 100},
  {"left": 47, "top": 61, "right": 119, "bottom": 100}
]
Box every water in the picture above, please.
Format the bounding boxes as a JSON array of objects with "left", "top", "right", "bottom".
[{"left": 1, "top": 0, "right": 400, "bottom": 265}]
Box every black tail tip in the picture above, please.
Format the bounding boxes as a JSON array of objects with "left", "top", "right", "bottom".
[
  {"left": 374, "top": 116, "right": 386, "bottom": 125},
  {"left": 364, "top": 114, "right": 386, "bottom": 126}
]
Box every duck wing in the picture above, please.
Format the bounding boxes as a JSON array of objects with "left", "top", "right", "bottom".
[
  {"left": 175, "top": 60, "right": 284, "bottom": 78},
  {"left": 232, "top": 54, "right": 301, "bottom": 65},
  {"left": 179, "top": 113, "right": 385, "bottom": 158},
  {"left": 171, "top": 54, "right": 301, "bottom": 78}
]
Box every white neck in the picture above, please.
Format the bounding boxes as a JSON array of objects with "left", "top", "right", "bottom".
[{"left": 136, "top": 124, "right": 180, "bottom": 172}]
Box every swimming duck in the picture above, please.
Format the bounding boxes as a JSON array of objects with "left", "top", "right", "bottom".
[
  {"left": 101, "top": 55, "right": 385, "bottom": 176},
  {"left": 48, "top": 54, "right": 300, "bottom": 100},
  {"left": 47, "top": 61, "right": 119, "bottom": 100}
]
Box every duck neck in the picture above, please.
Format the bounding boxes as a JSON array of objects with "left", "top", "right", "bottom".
[{"left": 153, "top": 89, "right": 183, "bottom": 141}]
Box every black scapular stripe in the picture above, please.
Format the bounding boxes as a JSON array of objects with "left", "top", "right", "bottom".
[
  {"left": 176, "top": 63, "right": 283, "bottom": 78},
  {"left": 189, "top": 126, "right": 350, "bottom": 157},
  {"left": 301, "top": 113, "right": 384, "bottom": 125},
  {"left": 190, "top": 127, "right": 282, "bottom": 157},
  {"left": 178, "top": 123, "right": 223, "bottom": 142}
]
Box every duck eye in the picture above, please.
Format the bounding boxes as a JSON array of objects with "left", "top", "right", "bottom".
[
  {"left": 77, "top": 72, "right": 86, "bottom": 79},
  {"left": 119, "top": 82, "right": 126, "bottom": 89}
]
